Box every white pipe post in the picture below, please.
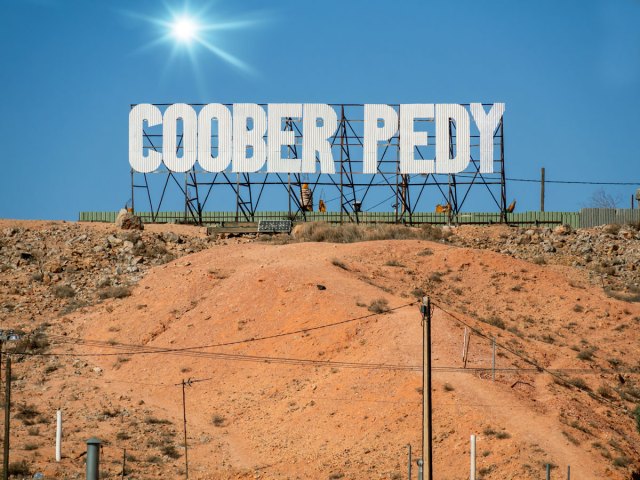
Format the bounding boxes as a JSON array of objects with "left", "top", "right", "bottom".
[
  {"left": 55, "top": 410, "right": 62, "bottom": 462},
  {"left": 470, "top": 435, "right": 476, "bottom": 480}
]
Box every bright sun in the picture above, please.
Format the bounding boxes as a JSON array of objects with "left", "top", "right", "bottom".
[{"left": 171, "top": 17, "right": 199, "bottom": 43}]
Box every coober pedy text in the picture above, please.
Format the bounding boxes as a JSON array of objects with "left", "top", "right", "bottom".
[{"left": 129, "top": 103, "right": 505, "bottom": 175}]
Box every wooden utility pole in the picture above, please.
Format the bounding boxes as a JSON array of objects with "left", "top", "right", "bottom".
[
  {"left": 540, "top": 167, "right": 546, "bottom": 212},
  {"left": 181, "top": 379, "right": 189, "bottom": 480},
  {"left": 3, "top": 356, "right": 11, "bottom": 480},
  {"left": 421, "top": 297, "right": 433, "bottom": 480}
]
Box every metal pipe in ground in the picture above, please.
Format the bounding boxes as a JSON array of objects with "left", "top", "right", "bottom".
[
  {"left": 86, "top": 437, "right": 102, "bottom": 480},
  {"left": 546, "top": 463, "right": 551, "bottom": 480},
  {"left": 3, "top": 356, "right": 11, "bottom": 480},
  {"left": 407, "top": 444, "right": 412, "bottom": 480},
  {"left": 416, "top": 459, "right": 423, "bottom": 480}
]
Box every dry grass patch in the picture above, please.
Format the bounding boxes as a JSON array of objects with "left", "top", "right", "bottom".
[
  {"left": 367, "top": 298, "right": 390, "bottom": 314},
  {"left": 293, "top": 222, "right": 450, "bottom": 243},
  {"left": 98, "top": 285, "right": 132, "bottom": 299}
]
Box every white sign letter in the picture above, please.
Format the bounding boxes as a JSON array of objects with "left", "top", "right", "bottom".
[
  {"left": 197, "top": 104, "right": 232, "bottom": 173},
  {"left": 268, "top": 104, "right": 302, "bottom": 173},
  {"left": 470, "top": 103, "right": 504, "bottom": 173},
  {"left": 302, "top": 104, "right": 337, "bottom": 174},
  {"left": 232, "top": 103, "right": 267, "bottom": 173},
  {"left": 129, "top": 104, "right": 162, "bottom": 173},
  {"left": 163, "top": 103, "right": 197, "bottom": 173},
  {"left": 399, "top": 104, "right": 435, "bottom": 174},
  {"left": 436, "top": 104, "right": 470, "bottom": 174},
  {"left": 364, "top": 104, "right": 398, "bottom": 174}
]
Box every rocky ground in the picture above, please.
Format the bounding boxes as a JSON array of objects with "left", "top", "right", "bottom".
[
  {"left": 0, "top": 219, "right": 639, "bottom": 479},
  {"left": 450, "top": 223, "right": 640, "bottom": 297}
]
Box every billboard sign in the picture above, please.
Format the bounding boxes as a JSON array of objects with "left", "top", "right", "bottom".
[{"left": 129, "top": 103, "right": 504, "bottom": 175}]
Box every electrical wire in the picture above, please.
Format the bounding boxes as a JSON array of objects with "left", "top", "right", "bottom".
[
  {"left": 430, "top": 301, "right": 633, "bottom": 407},
  {"left": 27, "top": 300, "right": 418, "bottom": 358},
  {"left": 507, "top": 177, "right": 640, "bottom": 186}
]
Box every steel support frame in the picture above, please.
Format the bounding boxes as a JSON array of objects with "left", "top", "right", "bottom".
[{"left": 130, "top": 103, "right": 506, "bottom": 224}]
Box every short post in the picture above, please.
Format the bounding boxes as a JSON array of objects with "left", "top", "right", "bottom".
[
  {"left": 470, "top": 435, "right": 476, "bottom": 480},
  {"left": 461, "top": 328, "right": 468, "bottom": 363},
  {"left": 492, "top": 338, "right": 496, "bottom": 381},
  {"left": 546, "top": 463, "right": 551, "bottom": 480},
  {"left": 86, "top": 437, "right": 102, "bottom": 480},
  {"left": 56, "top": 409, "right": 62, "bottom": 462},
  {"left": 416, "top": 459, "right": 423, "bottom": 480},
  {"left": 3, "top": 356, "right": 11, "bottom": 480},
  {"left": 540, "top": 167, "right": 545, "bottom": 212},
  {"left": 122, "top": 448, "right": 126, "bottom": 480},
  {"left": 567, "top": 465, "right": 570, "bottom": 479},
  {"left": 407, "top": 444, "right": 412, "bottom": 480}
]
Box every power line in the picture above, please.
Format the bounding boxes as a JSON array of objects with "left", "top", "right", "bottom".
[
  {"left": 507, "top": 177, "right": 640, "bottom": 186},
  {"left": 13, "top": 337, "right": 640, "bottom": 376},
  {"left": 430, "top": 302, "right": 628, "bottom": 406},
  {"left": 30, "top": 300, "right": 418, "bottom": 358}
]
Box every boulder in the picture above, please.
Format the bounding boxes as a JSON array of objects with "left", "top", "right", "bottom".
[
  {"left": 553, "top": 224, "right": 572, "bottom": 235},
  {"left": 161, "top": 231, "right": 182, "bottom": 244},
  {"left": 115, "top": 210, "right": 144, "bottom": 231}
]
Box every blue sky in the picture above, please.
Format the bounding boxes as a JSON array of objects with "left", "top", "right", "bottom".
[{"left": 1, "top": 0, "right": 639, "bottom": 220}]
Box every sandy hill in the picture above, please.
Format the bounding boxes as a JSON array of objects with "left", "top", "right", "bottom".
[{"left": 0, "top": 220, "right": 639, "bottom": 479}]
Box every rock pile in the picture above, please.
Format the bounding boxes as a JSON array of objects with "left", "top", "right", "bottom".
[
  {"left": 0, "top": 222, "right": 212, "bottom": 328},
  {"left": 451, "top": 223, "right": 640, "bottom": 293}
]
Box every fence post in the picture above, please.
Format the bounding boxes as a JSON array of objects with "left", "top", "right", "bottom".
[
  {"left": 470, "top": 435, "right": 476, "bottom": 480},
  {"left": 492, "top": 338, "right": 496, "bottom": 381},
  {"left": 546, "top": 463, "right": 551, "bottom": 480},
  {"left": 462, "top": 328, "right": 468, "bottom": 363},
  {"left": 86, "top": 437, "right": 102, "bottom": 480},
  {"left": 56, "top": 410, "right": 62, "bottom": 462},
  {"left": 407, "top": 444, "right": 412, "bottom": 480},
  {"left": 567, "top": 465, "right": 570, "bottom": 479}
]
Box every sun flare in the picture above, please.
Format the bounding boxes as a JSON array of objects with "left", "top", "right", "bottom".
[{"left": 171, "top": 16, "right": 199, "bottom": 43}]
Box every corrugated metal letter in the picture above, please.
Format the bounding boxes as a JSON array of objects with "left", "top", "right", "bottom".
[
  {"left": 301, "top": 104, "right": 338, "bottom": 174},
  {"left": 129, "top": 104, "right": 162, "bottom": 173},
  {"left": 197, "top": 103, "right": 232, "bottom": 172},
  {"left": 470, "top": 103, "right": 504, "bottom": 173},
  {"left": 268, "top": 104, "right": 302, "bottom": 173},
  {"left": 435, "top": 104, "right": 470, "bottom": 174},
  {"left": 163, "top": 103, "right": 197, "bottom": 172},
  {"left": 363, "top": 104, "right": 398, "bottom": 174},
  {"left": 232, "top": 103, "right": 267, "bottom": 173},
  {"left": 399, "top": 104, "right": 435, "bottom": 174}
]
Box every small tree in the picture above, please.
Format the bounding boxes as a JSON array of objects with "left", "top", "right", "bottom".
[{"left": 587, "top": 189, "right": 620, "bottom": 209}]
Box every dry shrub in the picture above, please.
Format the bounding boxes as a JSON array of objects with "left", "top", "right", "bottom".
[
  {"left": 98, "top": 286, "right": 132, "bottom": 299},
  {"left": 291, "top": 222, "right": 449, "bottom": 243},
  {"left": 7, "top": 460, "right": 31, "bottom": 476},
  {"left": 604, "top": 288, "right": 640, "bottom": 303},
  {"left": 603, "top": 224, "right": 621, "bottom": 235},
  {"left": 212, "top": 414, "right": 226, "bottom": 427},
  {"left": 367, "top": 298, "right": 389, "bottom": 314},
  {"left": 52, "top": 284, "right": 75, "bottom": 298},
  {"left": 13, "top": 333, "right": 49, "bottom": 354},
  {"left": 331, "top": 258, "right": 349, "bottom": 270}
]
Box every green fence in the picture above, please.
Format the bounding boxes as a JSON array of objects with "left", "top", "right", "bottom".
[{"left": 79, "top": 210, "right": 582, "bottom": 228}]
